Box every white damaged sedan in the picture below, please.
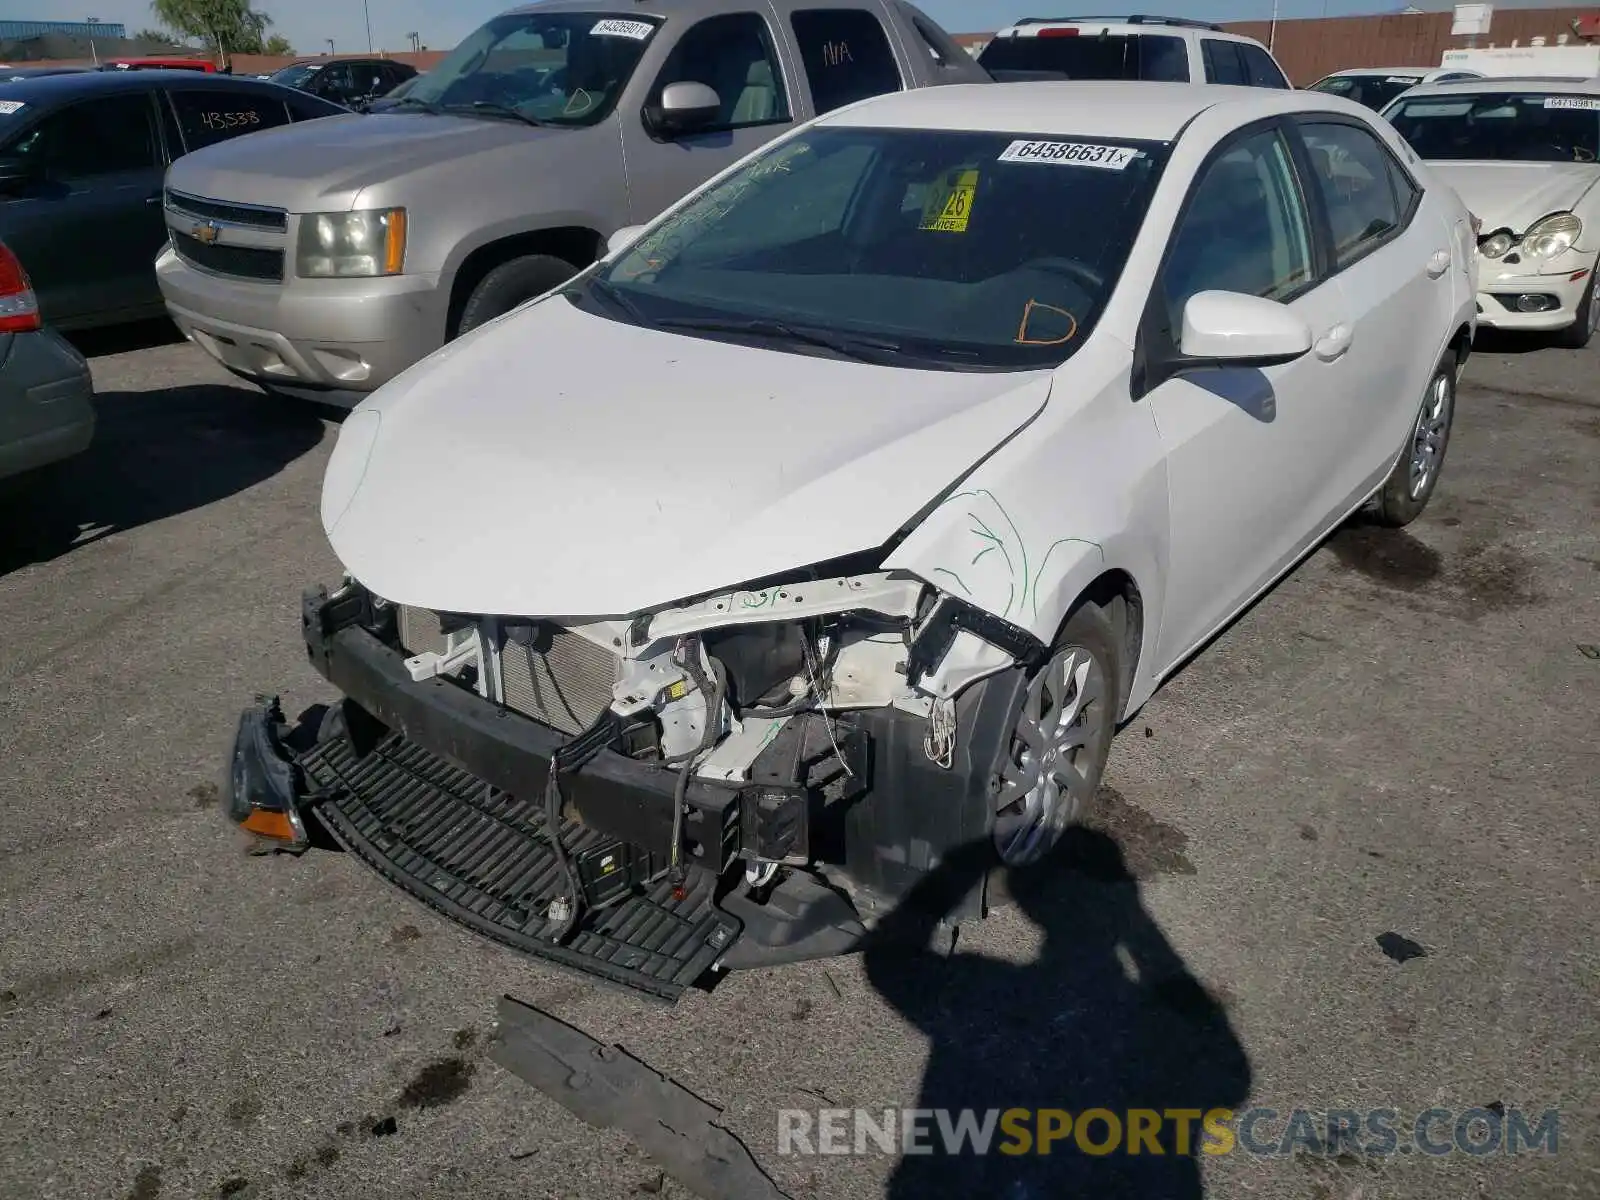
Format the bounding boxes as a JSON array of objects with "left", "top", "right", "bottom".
[
  {"left": 1385, "top": 75, "right": 1600, "bottom": 346},
  {"left": 226, "top": 82, "right": 1478, "bottom": 996}
]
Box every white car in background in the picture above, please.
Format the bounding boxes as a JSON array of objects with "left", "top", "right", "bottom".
[
  {"left": 227, "top": 81, "right": 1477, "bottom": 992},
  {"left": 1384, "top": 75, "right": 1600, "bottom": 347},
  {"left": 1306, "top": 66, "right": 1482, "bottom": 111}
]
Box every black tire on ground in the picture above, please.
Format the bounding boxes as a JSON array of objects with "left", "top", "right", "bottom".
[
  {"left": 454, "top": 254, "right": 581, "bottom": 337},
  {"left": 1369, "top": 356, "right": 1456, "bottom": 528},
  {"left": 1554, "top": 266, "right": 1597, "bottom": 350},
  {"left": 990, "top": 599, "right": 1121, "bottom": 866}
]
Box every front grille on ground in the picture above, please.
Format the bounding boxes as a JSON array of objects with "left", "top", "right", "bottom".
[
  {"left": 396, "top": 606, "right": 620, "bottom": 736},
  {"left": 302, "top": 732, "right": 738, "bottom": 1000},
  {"left": 171, "top": 233, "right": 284, "bottom": 282}
]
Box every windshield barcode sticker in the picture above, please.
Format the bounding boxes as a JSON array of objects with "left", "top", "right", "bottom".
[
  {"left": 591, "top": 18, "right": 654, "bottom": 40},
  {"left": 1544, "top": 96, "right": 1600, "bottom": 110},
  {"left": 1385, "top": 76, "right": 1418, "bottom": 84},
  {"left": 997, "top": 140, "right": 1138, "bottom": 169},
  {"left": 0, "top": 100, "right": 25, "bottom": 115}
]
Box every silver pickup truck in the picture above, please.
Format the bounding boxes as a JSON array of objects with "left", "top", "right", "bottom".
[{"left": 156, "top": 0, "right": 987, "bottom": 406}]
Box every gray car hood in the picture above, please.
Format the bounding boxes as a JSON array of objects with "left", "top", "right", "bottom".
[{"left": 163, "top": 111, "right": 563, "bottom": 211}]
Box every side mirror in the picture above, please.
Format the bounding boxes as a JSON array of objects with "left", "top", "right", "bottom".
[
  {"left": 1179, "top": 290, "right": 1312, "bottom": 364},
  {"left": 650, "top": 81, "right": 721, "bottom": 135},
  {"left": 607, "top": 224, "right": 646, "bottom": 256},
  {"left": 1135, "top": 290, "right": 1312, "bottom": 397}
]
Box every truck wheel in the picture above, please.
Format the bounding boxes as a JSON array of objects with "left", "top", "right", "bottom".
[
  {"left": 455, "top": 254, "right": 580, "bottom": 337},
  {"left": 1369, "top": 357, "right": 1455, "bottom": 528},
  {"left": 992, "top": 601, "right": 1119, "bottom": 867},
  {"left": 1555, "top": 264, "right": 1597, "bottom": 350}
]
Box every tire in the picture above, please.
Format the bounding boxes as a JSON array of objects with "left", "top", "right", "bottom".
[
  {"left": 1555, "top": 264, "right": 1598, "bottom": 350},
  {"left": 991, "top": 601, "right": 1120, "bottom": 867},
  {"left": 1369, "top": 357, "right": 1456, "bottom": 528},
  {"left": 454, "top": 254, "right": 581, "bottom": 337}
]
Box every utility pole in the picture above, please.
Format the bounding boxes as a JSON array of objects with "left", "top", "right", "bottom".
[
  {"left": 326, "top": 37, "right": 336, "bottom": 55},
  {"left": 363, "top": 0, "right": 373, "bottom": 52},
  {"left": 86, "top": 15, "right": 100, "bottom": 65},
  {"left": 1268, "top": 0, "right": 1279, "bottom": 52}
]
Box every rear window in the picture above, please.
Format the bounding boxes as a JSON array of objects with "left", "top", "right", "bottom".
[
  {"left": 979, "top": 32, "right": 1189, "bottom": 82},
  {"left": 167, "top": 89, "right": 291, "bottom": 152},
  {"left": 1309, "top": 74, "right": 1420, "bottom": 110}
]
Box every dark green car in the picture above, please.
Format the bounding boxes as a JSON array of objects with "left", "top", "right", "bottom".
[{"left": 0, "top": 70, "right": 343, "bottom": 330}]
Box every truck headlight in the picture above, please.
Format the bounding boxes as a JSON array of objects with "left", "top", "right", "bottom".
[
  {"left": 296, "top": 208, "right": 406, "bottom": 278},
  {"left": 1521, "top": 212, "right": 1581, "bottom": 260}
]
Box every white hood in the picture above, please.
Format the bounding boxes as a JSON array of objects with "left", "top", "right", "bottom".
[
  {"left": 1426, "top": 161, "right": 1600, "bottom": 233},
  {"left": 321, "top": 297, "right": 1053, "bottom": 618}
]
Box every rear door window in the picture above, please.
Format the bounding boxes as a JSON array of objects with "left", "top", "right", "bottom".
[
  {"left": 1239, "top": 43, "right": 1289, "bottom": 88},
  {"left": 1298, "top": 121, "right": 1416, "bottom": 269},
  {"left": 167, "top": 88, "right": 291, "bottom": 152},
  {"left": 1201, "top": 39, "right": 1248, "bottom": 85},
  {"left": 790, "top": 9, "right": 903, "bottom": 114},
  {"left": 979, "top": 32, "right": 1188, "bottom": 81}
]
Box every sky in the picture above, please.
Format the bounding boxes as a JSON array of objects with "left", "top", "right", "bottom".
[{"left": 29, "top": 0, "right": 1391, "bottom": 56}]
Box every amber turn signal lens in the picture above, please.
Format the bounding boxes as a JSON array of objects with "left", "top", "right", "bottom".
[{"left": 241, "top": 808, "right": 300, "bottom": 842}]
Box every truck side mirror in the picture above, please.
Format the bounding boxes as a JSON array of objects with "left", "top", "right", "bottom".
[{"left": 648, "top": 81, "right": 721, "bottom": 136}]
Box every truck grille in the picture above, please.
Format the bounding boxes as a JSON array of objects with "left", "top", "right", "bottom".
[
  {"left": 165, "top": 189, "right": 287, "bottom": 231},
  {"left": 171, "top": 232, "right": 284, "bottom": 282},
  {"left": 396, "top": 607, "right": 619, "bottom": 736}
]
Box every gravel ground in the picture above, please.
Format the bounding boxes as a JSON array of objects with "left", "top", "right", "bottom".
[{"left": 0, "top": 322, "right": 1595, "bottom": 1200}]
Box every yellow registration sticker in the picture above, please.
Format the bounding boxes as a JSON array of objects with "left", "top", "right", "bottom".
[{"left": 920, "top": 168, "right": 979, "bottom": 233}]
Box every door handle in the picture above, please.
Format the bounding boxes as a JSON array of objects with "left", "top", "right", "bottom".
[
  {"left": 1314, "top": 323, "right": 1353, "bottom": 361},
  {"left": 1426, "top": 249, "right": 1451, "bottom": 278}
]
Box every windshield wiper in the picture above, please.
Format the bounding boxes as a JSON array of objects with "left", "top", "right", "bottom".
[
  {"left": 464, "top": 100, "right": 554, "bottom": 128},
  {"left": 652, "top": 315, "right": 903, "bottom": 362},
  {"left": 387, "top": 95, "right": 444, "bottom": 115},
  {"left": 583, "top": 277, "right": 652, "bottom": 324}
]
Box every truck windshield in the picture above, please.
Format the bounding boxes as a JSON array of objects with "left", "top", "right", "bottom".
[
  {"left": 401, "top": 11, "right": 661, "bottom": 127},
  {"left": 1386, "top": 91, "right": 1600, "bottom": 163},
  {"left": 585, "top": 126, "right": 1166, "bottom": 371}
]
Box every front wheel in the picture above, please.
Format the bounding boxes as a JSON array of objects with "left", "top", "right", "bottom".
[
  {"left": 1369, "top": 358, "right": 1455, "bottom": 528},
  {"left": 454, "top": 253, "right": 581, "bottom": 337},
  {"left": 991, "top": 602, "right": 1120, "bottom": 866},
  {"left": 1555, "top": 264, "right": 1598, "bottom": 350}
]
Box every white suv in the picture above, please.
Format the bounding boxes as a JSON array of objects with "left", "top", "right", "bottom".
[{"left": 978, "top": 15, "right": 1290, "bottom": 89}]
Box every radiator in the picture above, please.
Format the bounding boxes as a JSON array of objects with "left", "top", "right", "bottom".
[{"left": 396, "top": 606, "right": 618, "bottom": 735}]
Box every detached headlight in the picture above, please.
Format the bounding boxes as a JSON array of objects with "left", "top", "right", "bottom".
[
  {"left": 296, "top": 208, "right": 406, "bottom": 278},
  {"left": 1521, "top": 212, "right": 1581, "bottom": 260},
  {"left": 1478, "top": 230, "right": 1514, "bottom": 259}
]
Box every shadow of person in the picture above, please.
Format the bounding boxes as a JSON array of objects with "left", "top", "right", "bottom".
[
  {"left": 0, "top": 383, "right": 327, "bottom": 576},
  {"left": 863, "top": 829, "right": 1251, "bottom": 1199}
]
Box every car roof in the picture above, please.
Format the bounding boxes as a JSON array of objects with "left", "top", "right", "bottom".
[
  {"left": 819, "top": 80, "right": 1373, "bottom": 141},
  {"left": 0, "top": 69, "right": 285, "bottom": 103},
  {"left": 1399, "top": 74, "right": 1600, "bottom": 98},
  {"left": 1321, "top": 67, "right": 1426, "bottom": 77}
]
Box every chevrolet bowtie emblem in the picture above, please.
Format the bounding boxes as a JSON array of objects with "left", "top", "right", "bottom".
[{"left": 191, "top": 221, "right": 220, "bottom": 245}]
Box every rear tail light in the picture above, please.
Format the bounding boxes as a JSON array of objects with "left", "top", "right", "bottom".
[{"left": 0, "top": 242, "right": 41, "bottom": 333}]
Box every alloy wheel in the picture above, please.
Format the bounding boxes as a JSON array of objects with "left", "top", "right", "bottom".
[{"left": 1407, "top": 370, "right": 1453, "bottom": 500}]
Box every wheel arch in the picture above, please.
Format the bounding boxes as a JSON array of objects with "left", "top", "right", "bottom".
[{"left": 444, "top": 226, "right": 605, "bottom": 338}]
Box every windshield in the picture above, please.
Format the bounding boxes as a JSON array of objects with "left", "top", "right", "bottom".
[
  {"left": 583, "top": 126, "right": 1167, "bottom": 371},
  {"left": 401, "top": 11, "right": 660, "bottom": 126},
  {"left": 269, "top": 63, "right": 320, "bottom": 88},
  {"left": 1386, "top": 91, "right": 1600, "bottom": 163},
  {"left": 979, "top": 32, "right": 1188, "bottom": 82},
  {"left": 1309, "top": 74, "right": 1419, "bottom": 111}
]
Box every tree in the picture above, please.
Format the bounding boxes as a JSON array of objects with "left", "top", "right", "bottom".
[
  {"left": 132, "top": 27, "right": 179, "bottom": 43},
  {"left": 148, "top": 0, "right": 276, "bottom": 56},
  {"left": 263, "top": 33, "right": 293, "bottom": 54}
]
